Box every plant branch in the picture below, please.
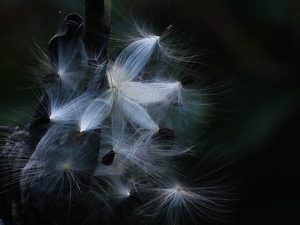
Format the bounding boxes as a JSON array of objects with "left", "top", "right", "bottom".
[{"left": 84, "top": 0, "right": 111, "bottom": 60}]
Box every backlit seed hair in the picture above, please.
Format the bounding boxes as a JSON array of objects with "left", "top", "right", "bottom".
[{"left": 0, "top": 4, "right": 237, "bottom": 225}]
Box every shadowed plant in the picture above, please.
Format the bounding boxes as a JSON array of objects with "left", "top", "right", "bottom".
[{"left": 0, "top": 0, "right": 237, "bottom": 224}]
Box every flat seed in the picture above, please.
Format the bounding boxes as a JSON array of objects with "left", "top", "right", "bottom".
[
  {"left": 33, "top": 117, "right": 50, "bottom": 126},
  {"left": 74, "top": 131, "right": 85, "bottom": 141},
  {"left": 158, "top": 128, "right": 175, "bottom": 140},
  {"left": 102, "top": 150, "right": 115, "bottom": 166},
  {"left": 129, "top": 193, "right": 143, "bottom": 204},
  {"left": 87, "top": 59, "right": 99, "bottom": 68},
  {"left": 43, "top": 72, "right": 59, "bottom": 83},
  {"left": 160, "top": 25, "right": 172, "bottom": 38},
  {"left": 180, "top": 74, "right": 196, "bottom": 86}
]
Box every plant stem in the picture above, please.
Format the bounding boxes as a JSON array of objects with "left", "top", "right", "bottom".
[{"left": 84, "top": 0, "right": 111, "bottom": 61}]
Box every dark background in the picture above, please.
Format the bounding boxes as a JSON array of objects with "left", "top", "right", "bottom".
[{"left": 1, "top": 0, "right": 300, "bottom": 224}]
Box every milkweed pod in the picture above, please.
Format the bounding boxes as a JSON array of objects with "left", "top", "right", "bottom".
[{"left": 63, "top": 13, "right": 84, "bottom": 38}]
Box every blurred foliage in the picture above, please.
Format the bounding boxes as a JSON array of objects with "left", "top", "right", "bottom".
[{"left": 1, "top": 0, "right": 299, "bottom": 224}]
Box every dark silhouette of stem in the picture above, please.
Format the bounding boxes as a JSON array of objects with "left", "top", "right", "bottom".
[{"left": 84, "top": 0, "right": 111, "bottom": 61}]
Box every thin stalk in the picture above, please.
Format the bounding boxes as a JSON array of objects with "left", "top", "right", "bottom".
[{"left": 84, "top": 0, "right": 111, "bottom": 61}]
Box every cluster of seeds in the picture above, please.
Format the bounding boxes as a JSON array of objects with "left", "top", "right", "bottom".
[{"left": 0, "top": 12, "right": 234, "bottom": 225}]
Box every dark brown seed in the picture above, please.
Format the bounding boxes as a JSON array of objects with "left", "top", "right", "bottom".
[
  {"left": 33, "top": 117, "right": 50, "bottom": 126},
  {"left": 43, "top": 72, "right": 59, "bottom": 83},
  {"left": 180, "top": 74, "right": 196, "bottom": 86},
  {"left": 87, "top": 60, "right": 99, "bottom": 68},
  {"left": 102, "top": 150, "right": 115, "bottom": 166},
  {"left": 160, "top": 25, "right": 172, "bottom": 38},
  {"left": 129, "top": 194, "right": 143, "bottom": 204},
  {"left": 158, "top": 128, "right": 175, "bottom": 140},
  {"left": 74, "top": 131, "right": 85, "bottom": 141},
  {"left": 171, "top": 101, "right": 183, "bottom": 107}
]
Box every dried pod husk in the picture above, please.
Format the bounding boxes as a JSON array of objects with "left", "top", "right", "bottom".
[{"left": 48, "top": 14, "right": 84, "bottom": 69}]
